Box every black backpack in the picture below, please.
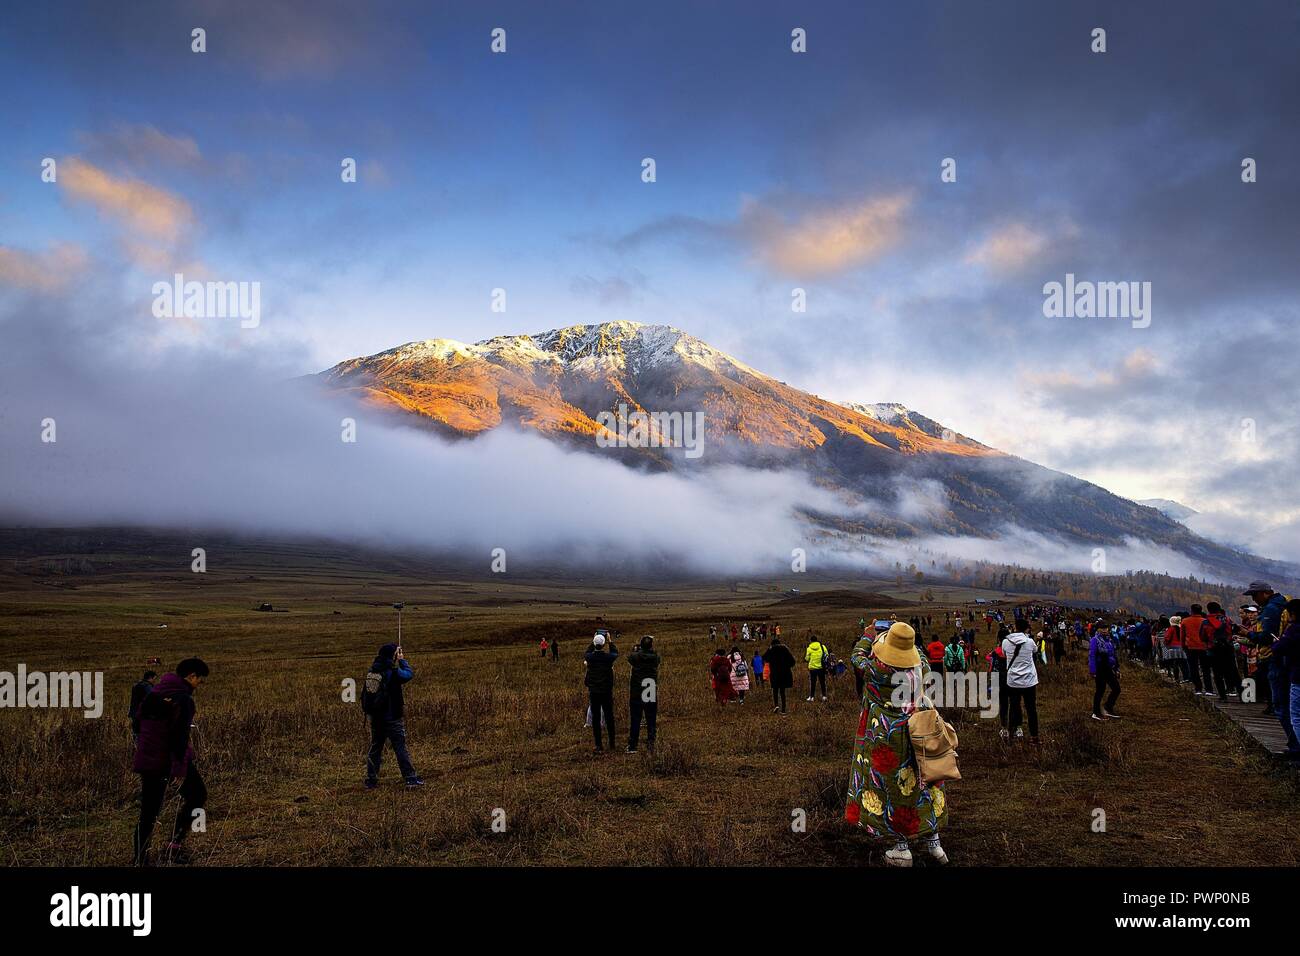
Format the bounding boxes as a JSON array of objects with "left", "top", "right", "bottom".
[{"left": 360, "top": 666, "right": 390, "bottom": 717}]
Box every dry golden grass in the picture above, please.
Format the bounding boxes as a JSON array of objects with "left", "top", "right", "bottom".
[{"left": 1, "top": 543, "right": 1297, "bottom": 867}]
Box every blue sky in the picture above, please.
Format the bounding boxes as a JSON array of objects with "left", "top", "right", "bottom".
[{"left": 2, "top": 0, "right": 1299, "bottom": 556}]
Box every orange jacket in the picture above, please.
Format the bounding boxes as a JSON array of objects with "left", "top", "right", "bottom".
[{"left": 1181, "top": 615, "right": 1208, "bottom": 651}]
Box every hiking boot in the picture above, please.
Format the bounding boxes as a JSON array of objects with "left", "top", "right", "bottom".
[
  {"left": 884, "top": 845, "right": 913, "bottom": 867},
  {"left": 404, "top": 777, "right": 425, "bottom": 788}
]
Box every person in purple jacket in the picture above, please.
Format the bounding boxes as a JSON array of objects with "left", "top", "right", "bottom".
[
  {"left": 131, "top": 658, "right": 209, "bottom": 865},
  {"left": 1089, "top": 628, "right": 1121, "bottom": 720}
]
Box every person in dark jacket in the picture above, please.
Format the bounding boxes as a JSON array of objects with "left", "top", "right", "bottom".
[
  {"left": 364, "top": 643, "right": 424, "bottom": 789},
  {"left": 1089, "top": 628, "right": 1121, "bottom": 720},
  {"left": 132, "top": 659, "right": 208, "bottom": 865},
  {"left": 585, "top": 633, "right": 619, "bottom": 752},
  {"left": 1243, "top": 584, "right": 1295, "bottom": 753},
  {"left": 764, "top": 637, "right": 796, "bottom": 714},
  {"left": 127, "top": 670, "right": 157, "bottom": 741},
  {"left": 1272, "top": 600, "right": 1300, "bottom": 759},
  {"left": 550, "top": 635, "right": 559, "bottom": 662},
  {"left": 626, "top": 635, "right": 660, "bottom": 753}
]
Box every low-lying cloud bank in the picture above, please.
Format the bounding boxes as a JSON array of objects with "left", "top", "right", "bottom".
[{"left": 0, "top": 345, "right": 1219, "bottom": 581}]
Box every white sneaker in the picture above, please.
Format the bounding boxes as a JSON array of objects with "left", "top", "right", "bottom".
[
  {"left": 884, "top": 845, "right": 913, "bottom": 867},
  {"left": 821, "top": 695, "right": 828, "bottom": 701},
  {"left": 1015, "top": 728, "right": 1024, "bottom": 739},
  {"left": 999, "top": 728, "right": 1009, "bottom": 738},
  {"left": 805, "top": 697, "right": 814, "bottom": 702},
  {"left": 925, "top": 840, "right": 949, "bottom": 865}
]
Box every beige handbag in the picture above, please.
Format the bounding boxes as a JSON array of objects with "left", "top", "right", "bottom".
[{"left": 905, "top": 668, "right": 961, "bottom": 783}]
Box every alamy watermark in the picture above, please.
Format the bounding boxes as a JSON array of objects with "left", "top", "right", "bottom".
[
  {"left": 152, "top": 273, "right": 261, "bottom": 328},
  {"left": 595, "top": 403, "right": 705, "bottom": 459},
  {"left": 0, "top": 665, "right": 104, "bottom": 718},
  {"left": 890, "top": 669, "right": 999, "bottom": 719},
  {"left": 1043, "top": 273, "right": 1151, "bottom": 329}
]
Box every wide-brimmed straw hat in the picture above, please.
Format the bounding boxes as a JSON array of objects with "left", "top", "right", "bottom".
[{"left": 873, "top": 621, "right": 920, "bottom": 669}]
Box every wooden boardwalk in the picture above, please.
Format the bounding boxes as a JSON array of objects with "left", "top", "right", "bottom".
[{"left": 1152, "top": 667, "right": 1294, "bottom": 756}]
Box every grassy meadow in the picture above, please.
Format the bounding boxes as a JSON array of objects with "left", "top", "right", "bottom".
[{"left": 1, "top": 534, "right": 1298, "bottom": 867}]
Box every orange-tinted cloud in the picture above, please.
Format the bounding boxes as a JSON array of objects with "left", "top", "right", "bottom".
[
  {"left": 60, "top": 157, "right": 193, "bottom": 243},
  {"left": 744, "top": 194, "right": 910, "bottom": 276},
  {"left": 0, "top": 243, "right": 89, "bottom": 292}
]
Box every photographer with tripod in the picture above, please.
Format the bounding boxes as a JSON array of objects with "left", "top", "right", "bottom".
[{"left": 361, "top": 603, "right": 424, "bottom": 789}]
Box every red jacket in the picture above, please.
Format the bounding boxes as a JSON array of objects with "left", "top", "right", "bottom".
[
  {"left": 926, "top": 640, "right": 946, "bottom": 663},
  {"left": 1181, "top": 615, "right": 1208, "bottom": 651}
]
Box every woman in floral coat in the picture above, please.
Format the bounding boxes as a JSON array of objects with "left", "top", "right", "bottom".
[{"left": 845, "top": 621, "right": 949, "bottom": 867}]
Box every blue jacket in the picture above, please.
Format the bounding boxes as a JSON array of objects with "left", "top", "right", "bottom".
[
  {"left": 369, "top": 644, "right": 413, "bottom": 721},
  {"left": 1089, "top": 635, "right": 1118, "bottom": 676},
  {"left": 1256, "top": 593, "right": 1287, "bottom": 641}
]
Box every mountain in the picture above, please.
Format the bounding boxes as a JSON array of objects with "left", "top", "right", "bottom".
[
  {"left": 313, "top": 321, "right": 1284, "bottom": 583},
  {"left": 1137, "top": 498, "right": 1199, "bottom": 523}
]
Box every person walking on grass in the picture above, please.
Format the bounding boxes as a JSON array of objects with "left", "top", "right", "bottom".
[
  {"left": 362, "top": 643, "right": 424, "bottom": 789},
  {"left": 844, "top": 622, "right": 949, "bottom": 867},
  {"left": 805, "top": 635, "right": 830, "bottom": 701},
  {"left": 1050, "top": 626, "right": 1066, "bottom": 665},
  {"left": 989, "top": 626, "right": 1010, "bottom": 735},
  {"left": 132, "top": 658, "right": 209, "bottom": 866},
  {"left": 1001, "top": 628, "right": 1039, "bottom": 742},
  {"left": 1089, "top": 627, "right": 1121, "bottom": 721},
  {"left": 729, "top": 645, "right": 751, "bottom": 703},
  {"left": 551, "top": 635, "right": 560, "bottom": 662},
  {"left": 585, "top": 633, "right": 619, "bottom": 752},
  {"left": 926, "top": 636, "right": 947, "bottom": 676},
  {"left": 943, "top": 634, "right": 965, "bottom": 674},
  {"left": 128, "top": 669, "right": 157, "bottom": 743},
  {"left": 765, "top": 636, "right": 796, "bottom": 714},
  {"left": 752, "top": 647, "right": 765, "bottom": 689},
  {"left": 709, "top": 647, "right": 735, "bottom": 707},
  {"left": 627, "top": 635, "right": 660, "bottom": 754}
]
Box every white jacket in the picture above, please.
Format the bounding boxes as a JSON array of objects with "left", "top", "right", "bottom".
[{"left": 1002, "top": 632, "right": 1039, "bottom": 688}]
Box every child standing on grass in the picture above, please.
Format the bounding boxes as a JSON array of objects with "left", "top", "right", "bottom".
[
  {"left": 752, "top": 649, "right": 765, "bottom": 688},
  {"left": 729, "top": 646, "right": 750, "bottom": 703}
]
